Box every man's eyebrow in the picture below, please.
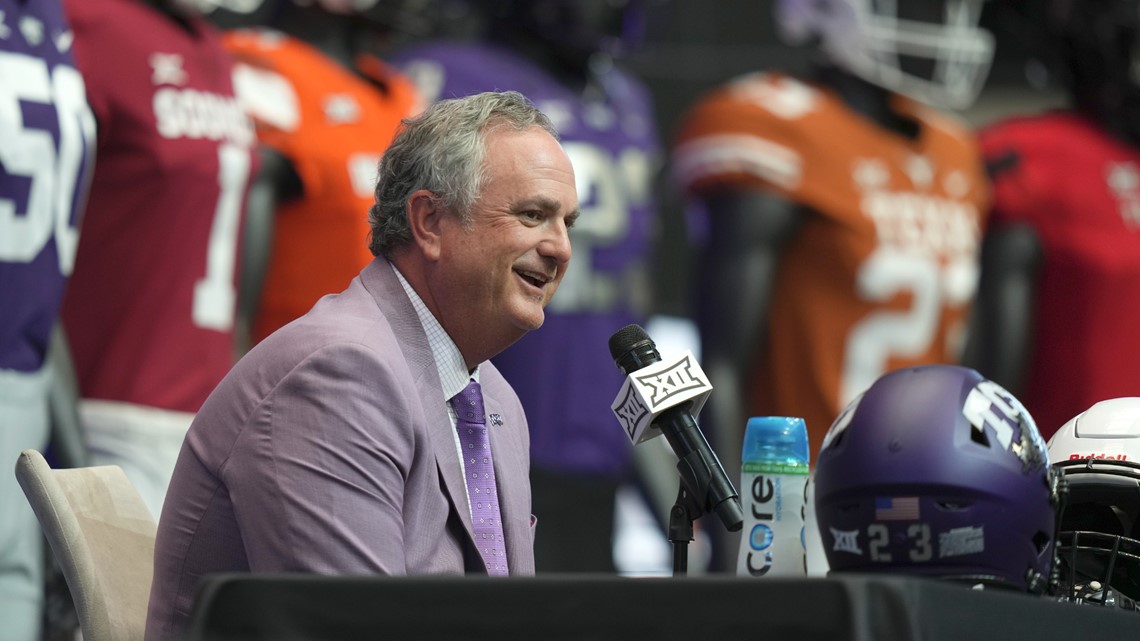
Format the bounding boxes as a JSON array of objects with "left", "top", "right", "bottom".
[
  {"left": 514, "top": 196, "right": 566, "bottom": 213},
  {"left": 565, "top": 208, "right": 581, "bottom": 229}
]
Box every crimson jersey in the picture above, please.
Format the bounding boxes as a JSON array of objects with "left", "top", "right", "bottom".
[
  {"left": 982, "top": 112, "right": 1140, "bottom": 439},
  {"left": 673, "top": 73, "right": 989, "bottom": 457},
  {"left": 224, "top": 29, "right": 423, "bottom": 343},
  {"left": 61, "top": 0, "right": 256, "bottom": 413}
]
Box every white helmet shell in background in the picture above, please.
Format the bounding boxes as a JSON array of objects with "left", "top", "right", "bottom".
[
  {"left": 1047, "top": 397, "right": 1140, "bottom": 463},
  {"left": 774, "top": 0, "right": 995, "bottom": 110}
]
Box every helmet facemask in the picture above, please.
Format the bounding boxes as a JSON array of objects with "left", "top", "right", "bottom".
[{"left": 777, "top": 0, "right": 994, "bottom": 109}]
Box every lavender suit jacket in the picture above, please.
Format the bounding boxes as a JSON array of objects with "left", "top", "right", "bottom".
[{"left": 145, "top": 258, "right": 536, "bottom": 641}]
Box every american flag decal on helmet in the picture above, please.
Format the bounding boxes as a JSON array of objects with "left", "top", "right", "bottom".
[{"left": 875, "top": 496, "right": 920, "bottom": 521}]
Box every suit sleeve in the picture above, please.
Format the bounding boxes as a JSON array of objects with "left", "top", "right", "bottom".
[{"left": 224, "top": 341, "right": 417, "bottom": 575}]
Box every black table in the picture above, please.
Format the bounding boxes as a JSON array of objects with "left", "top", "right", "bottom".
[{"left": 183, "top": 573, "right": 1140, "bottom": 641}]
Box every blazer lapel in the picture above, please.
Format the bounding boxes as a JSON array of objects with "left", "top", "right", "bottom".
[{"left": 359, "top": 259, "right": 480, "bottom": 555}]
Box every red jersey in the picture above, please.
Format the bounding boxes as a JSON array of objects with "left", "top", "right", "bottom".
[
  {"left": 223, "top": 30, "right": 423, "bottom": 343},
  {"left": 981, "top": 112, "right": 1140, "bottom": 438},
  {"left": 62, "top": 0, "right": 257, "bottom": 413},
  {"left": 673, "top": 73, "right": 989, "bottom": 456}
]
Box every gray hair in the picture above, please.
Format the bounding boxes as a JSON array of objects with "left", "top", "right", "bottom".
[{"left": 368, "top": 90, "right": 559, "bottom": 258}]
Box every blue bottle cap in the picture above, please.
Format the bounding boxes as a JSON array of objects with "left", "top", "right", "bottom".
[{"left": 743, "top": 416, "right": 809, "bottom": 465}]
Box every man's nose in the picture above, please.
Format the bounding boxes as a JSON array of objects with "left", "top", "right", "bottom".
[{"left": 540, "top": 218, "right": 573, "bottom": 265}]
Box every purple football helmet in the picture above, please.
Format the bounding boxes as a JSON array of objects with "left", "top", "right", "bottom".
[{"left": 814, "top": 365, "right": 1060, "bottom": 593}]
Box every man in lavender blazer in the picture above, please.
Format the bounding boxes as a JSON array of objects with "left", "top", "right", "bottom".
[{"left": 146, "top": 91, "right": 579, "bottom": 641}]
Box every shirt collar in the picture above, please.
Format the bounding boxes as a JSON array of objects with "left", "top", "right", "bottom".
[{"left": 392, "top": 265, "right": 479, "bottom": 401}]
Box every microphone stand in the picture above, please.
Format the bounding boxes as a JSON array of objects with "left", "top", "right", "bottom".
[
  {"left": 663, "top": 425, "right": 744, "bottom": 576},
  {"left": 668, "top": 483, "right": 705, "bottom": 576},
  {"left": 607, "top": 325, "right": 743, "bottom": 574}
]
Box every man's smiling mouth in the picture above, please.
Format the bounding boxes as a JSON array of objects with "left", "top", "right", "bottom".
[{"left": 514, "top": 268, "right": 551, "bottom": 289}]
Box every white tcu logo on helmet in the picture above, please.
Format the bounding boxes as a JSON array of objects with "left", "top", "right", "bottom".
[{"left": 963, "top": 380, "right": 1047, "bottom": 473}]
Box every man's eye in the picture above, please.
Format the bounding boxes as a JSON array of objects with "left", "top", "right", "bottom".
[{"left": 521, "top": 210, "right": 543, "bottom": 222}]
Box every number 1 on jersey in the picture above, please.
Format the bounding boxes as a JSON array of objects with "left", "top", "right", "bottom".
[{"left": 193, "top": 142, "right": 250, "bottom": 331}]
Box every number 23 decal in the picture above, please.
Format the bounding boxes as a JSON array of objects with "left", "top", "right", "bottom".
[{"left": 868, "top": 523, "right": 933, "bottom": 562}]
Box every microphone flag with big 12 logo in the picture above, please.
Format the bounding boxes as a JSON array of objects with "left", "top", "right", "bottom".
[{"left": 610, "top": 350, "right": 713, "bottom": 445}]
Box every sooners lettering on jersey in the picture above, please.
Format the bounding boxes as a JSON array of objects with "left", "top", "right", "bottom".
[
  {"left": 224, "top": 29, "right": 424, "bottom": 343},
  {"left": 674, "top": 72, "right": 989, "bottom": 456},
  {"left": 981, "top": 112, "right": 1140, "bottom": 439},
  {"left": 62, "top": 0, "right": 256, "bottom": 413}
]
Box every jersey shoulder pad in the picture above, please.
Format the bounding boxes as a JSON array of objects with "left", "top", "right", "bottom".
[{"left": 672, "top": 72, "right": 835, "bottom": 198}]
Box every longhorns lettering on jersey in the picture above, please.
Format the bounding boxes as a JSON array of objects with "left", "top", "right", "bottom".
[
  {"left": 861, "top": 189, "right": 979, "bottom": 257},
  {"left": 853, "top": 157, "right": 980, "bottom": 258}
]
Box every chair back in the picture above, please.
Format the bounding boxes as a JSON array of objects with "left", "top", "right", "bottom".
[{"left": 15, "top": 449, "right": 157, "bottom": 641}]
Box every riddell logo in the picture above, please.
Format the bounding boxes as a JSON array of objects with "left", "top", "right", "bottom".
[{"left": 1069, "top": 453, "right": 1128, "bottom": 461}]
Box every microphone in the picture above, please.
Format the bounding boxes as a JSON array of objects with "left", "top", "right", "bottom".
[{"left": 609, "top": 324, "right": 743, "bottom": 532}]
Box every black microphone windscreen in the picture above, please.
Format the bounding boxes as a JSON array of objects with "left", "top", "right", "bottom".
[
  {"left": 609, "top": 324, "right": 661, "bottom": 375},
  {"left": 608, "top": 324, "right": 650, "bottom": 361}
]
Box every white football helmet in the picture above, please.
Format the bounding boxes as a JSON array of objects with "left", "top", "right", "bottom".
[
  {"left": 775, "top": 0, "right": 994, "bottom": 110},
  {"left": 1048, "top": 398, "right": 1140, "bottom": 609}
]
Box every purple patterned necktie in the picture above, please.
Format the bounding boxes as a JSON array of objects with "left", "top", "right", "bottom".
[{"left": 449, "top": 380, "right": 509, "bottom": 576}]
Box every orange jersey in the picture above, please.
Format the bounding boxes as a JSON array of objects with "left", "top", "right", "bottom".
[
  {"left": 224, "top": 29, "right": 424, "bottom": 343},
  {"left": 673, "top": 72, "right": 989, "bottom": 457}
]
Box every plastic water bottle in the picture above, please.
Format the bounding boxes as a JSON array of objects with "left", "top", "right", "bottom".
[
  {"left": 803, "top": 471, "right": 830, "bottom": 576},
  {"left": 736, "top": 416, "right": 809, "bottom": 577}
]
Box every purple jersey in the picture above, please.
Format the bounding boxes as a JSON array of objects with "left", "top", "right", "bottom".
[
  {"left": 60, "top": 0, "right": 256, "bottom": 413},
  {"left": 392, "top": 42, "right": 661, "bottom": 475},
  {"left": 0, "top": 0, "right": 96, "bottom": 373}
]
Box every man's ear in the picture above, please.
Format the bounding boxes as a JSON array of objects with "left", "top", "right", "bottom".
[{"left": 407, "top": 189, "right": 443, "bottom": 261}]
